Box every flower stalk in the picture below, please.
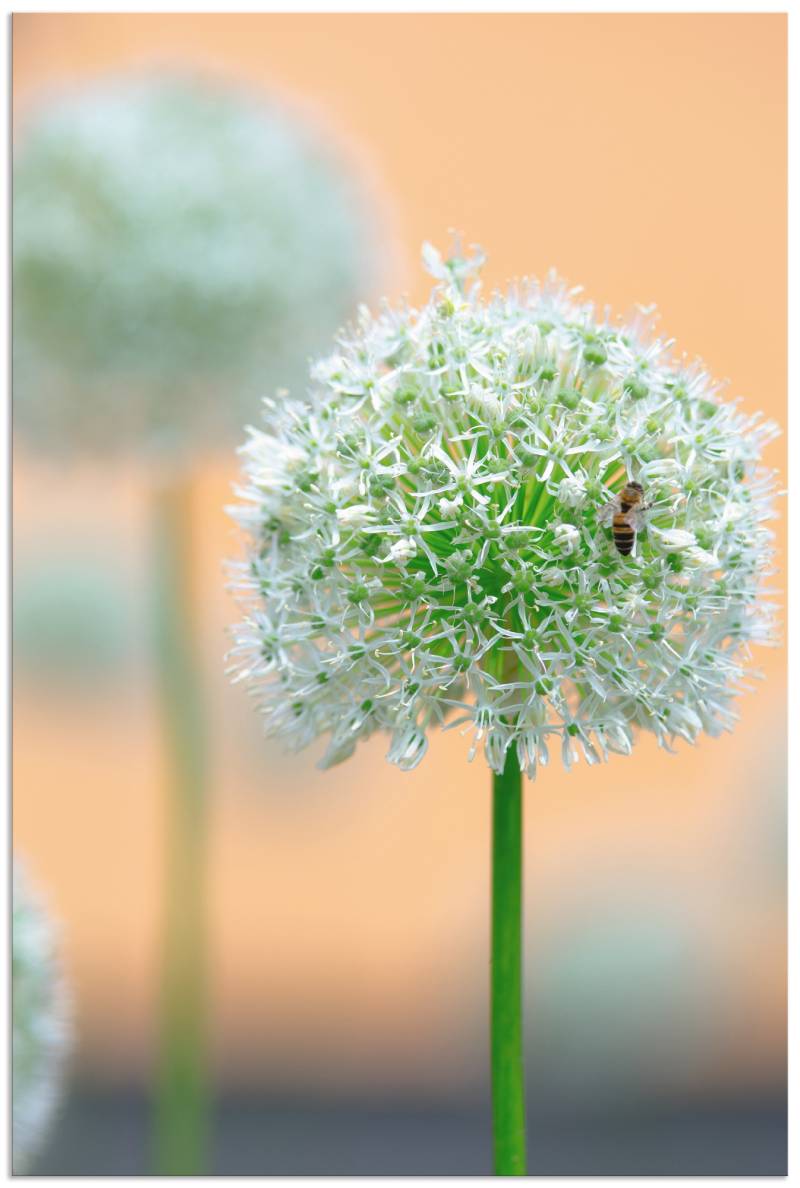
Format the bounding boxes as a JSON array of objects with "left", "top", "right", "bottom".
[
  {"left": 491, "top": 750, "right": 527, "bottom": 1175},
  {"left": 151, "top": 471, "right": 209, "bottom": 1175}
]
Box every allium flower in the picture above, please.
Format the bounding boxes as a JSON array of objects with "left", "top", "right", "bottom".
[
  {"left": 13, "top": 860, "right": 72, "bottom": 1172},
  {"left": 13, "top": 71, "right": 380, "bottom": 451},
  {"left": 229, "top": 242, "right": 779, "bottom": 779}
]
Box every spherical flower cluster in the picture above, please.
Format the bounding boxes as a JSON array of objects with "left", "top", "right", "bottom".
[
  {"left": 229, "top": 242, "right": 779, "bottom": 778},
  {"left": 13, "top": 71, "right": 380, "bottom": 452},
  {"left": 13, "top": 860, "right": 72, "bottom": 1172}
]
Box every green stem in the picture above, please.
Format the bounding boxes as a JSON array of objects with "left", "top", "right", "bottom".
[
  {"left": 491, "top": 747, "right": 527, "bottom": 1176},
  {"left": 151, "top": 470, "right": 209, "bottom": 1175}
]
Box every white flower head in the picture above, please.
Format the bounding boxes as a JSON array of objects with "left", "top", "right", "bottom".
[
  {"left": 13, "top": 860, "right": 72, "bottom": 1173},
  {"left": 13, "top": 70, "right": 381, "bottom": 453},
  {"left": 229, "top": 241, "right": 780, "bottom": 778}
]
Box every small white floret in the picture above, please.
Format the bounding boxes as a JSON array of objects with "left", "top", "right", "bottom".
[
  {"left": 336, "top": 504, "right": 374, "bottom": 528},
  {"left": 653, "top": 527, "right": 697, "bottom": 551},
  {"left": 387, "top": 537, "right": 418, "bottom": 565},
  {"left": 540, "top": 567, "right": 568, "bottom": 586},
  {"left": 557, "top": 475, "right": 587, "bottom": 508},
  {"left": 387, "top": 724, "right": 429, "bottom": 770},
  {"left": 438, "top": 495, "right": 463, "bottom": 517},
  {"left": 280, "top": 444, "right": 308, "bottom": 473},
  {"left": 553, "top": 524, "right": 581, "bottom": 555},
  {"left": 686, "top": 547, "right": 720, "bottom": 570}
]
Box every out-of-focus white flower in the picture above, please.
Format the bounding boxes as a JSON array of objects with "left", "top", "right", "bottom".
[
  {"left": 13, "top": 860, "right": 72, "bottom": 1173},
  {"left": 229, "top": 241, "right": 780, "bottom": 778},
  {"left": 13, "top": 71, "right": 381, "bottom": 453}
]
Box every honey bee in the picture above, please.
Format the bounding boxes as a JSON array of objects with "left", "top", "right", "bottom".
[{"left": 599, "top": 480, "right": 652, "bottom": 556}]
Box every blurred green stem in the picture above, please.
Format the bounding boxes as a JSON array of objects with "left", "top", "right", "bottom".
[
  {"left": 151, "top": 470, "right": 209, "bottom": 1175},
  {"left": 491, "top": 749, "right": 527, "bottom": 1175}
]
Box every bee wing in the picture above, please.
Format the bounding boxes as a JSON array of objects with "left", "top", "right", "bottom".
[
  {"left": 626, "top": 507, "right": 648, "bottom": 531},
  {"left": 597, "top": 497, "right": 621, "bottom": 525}
]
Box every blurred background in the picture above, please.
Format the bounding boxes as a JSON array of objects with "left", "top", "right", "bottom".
[{"left": 12, "top": 13, "right": 786, "bottom": 1175}]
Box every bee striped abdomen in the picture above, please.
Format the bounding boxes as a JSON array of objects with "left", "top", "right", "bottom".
[{"left": 612, "top": 513, "right": 635, "bottom": 555}]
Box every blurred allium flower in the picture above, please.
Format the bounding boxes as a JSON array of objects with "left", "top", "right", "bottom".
[
  {"left": 229, "top": 242, "right": 779, "bottom": 778},
  {"left": 13, "top": 860, "right": 72, "bottom": 1173},
  {"left": 13, "top": 71, "right": 379, "bottom": 451}
]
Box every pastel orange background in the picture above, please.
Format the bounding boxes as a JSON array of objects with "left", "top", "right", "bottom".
[{"left": 13, "top": 13, "right": 786, "bottom": 1101}]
